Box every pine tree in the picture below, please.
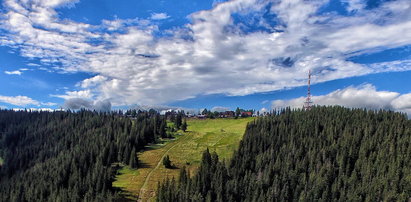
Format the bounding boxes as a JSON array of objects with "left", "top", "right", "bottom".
[
  {"left": 129, "top": 148, "right": 138, "bottom": 168},
  {"left": 235, "top": 107, "right": 241, "bottom": 118},
  {"left": 163, "top": 155, "right": 172, "bottom": 169},
  {"left": 181, "top": 119, "right": 188, "bottom": 132}
]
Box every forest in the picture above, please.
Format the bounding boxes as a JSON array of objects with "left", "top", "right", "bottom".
[
  {"left": 0, "top": 109, "right": 167, "bottom": 201},
  {"left": 157, "top": 106, "right": 411, "bottom": 201}
]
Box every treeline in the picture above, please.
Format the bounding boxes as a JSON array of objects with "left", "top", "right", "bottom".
[
  {"left": 157, "top": 106, "right": 411, "bottom": 201},
  {"left": 0, "top": 109, "right": 167, "bottom": 201}
]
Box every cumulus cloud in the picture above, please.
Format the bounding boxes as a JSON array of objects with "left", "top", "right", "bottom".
[
  {"left": 78, "top": 75, "right": 107, "bottom": 88},
  {"left": 93, "top": 100, "right": 112, "bottom": 112},
  {"left": 4, "top": 70, "right": 22, "bottom": 75},
  {"left": 0, "top": 94, "right": 57, "bottom": 107},
  {"left": 1, "top": 0, "right": 411, "bottom": 106},
  {"left": 0, "top": 95, "right": 40, "bottom": 106},
  {"left": 11, "top": 108, "right": 58, "bottom": 112},
  {"left": 258, "top": 107, "right": 269, "bottom": 114},
  {"left": 271, "top": 84, "right": 411, "bottom": 115},
  {"left": 150, "top": 13, "right": 170, "bottom": 20},
  {"left": 41, "top": 102, "right": 58, "bottom": 106},
  {"left": 52, "top": 90, "right": 94, "bottom": 100},
  {"left": 211, "top": 106, "right": 231, "bottom": 112},
  {"left": 64, "top": 98, "right": 111, "bottom": 112},
  {"left": 131, "top": 105, "right": 197, "bottom": 115}
]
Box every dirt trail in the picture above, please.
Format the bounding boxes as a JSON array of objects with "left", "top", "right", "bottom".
[{"left": 137, "top": 134, "right": 189, "bottom": 201}]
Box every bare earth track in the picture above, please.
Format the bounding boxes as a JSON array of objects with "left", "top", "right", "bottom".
[{"left": 137, "top": 134, "right": 190, "bottom": 201}]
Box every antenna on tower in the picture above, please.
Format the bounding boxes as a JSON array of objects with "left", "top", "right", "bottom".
[{"left": 303, "top": 69, "right": 313, "bottom": 110}]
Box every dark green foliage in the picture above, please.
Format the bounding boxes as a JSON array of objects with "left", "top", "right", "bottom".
[
  {"left": 235, "top": 107, "right": 240, "bottom": 118},
  {"left": 174, "top": 112, "right": 184, "bottom": 130},
  {"left": 0, "top": 109, "right": 166, "bottom": 201},
  {"left": 181, "top": 119, "right": 188, "bottom": 132},
  {"left": 157, "top": 106, "right": 411, "bottom": 201},
  {"left": 129, "top": 148, "right": 138, "bottom": 169},
  {"left": 163, "top": 155, "right": 172, "bottom": 169}
]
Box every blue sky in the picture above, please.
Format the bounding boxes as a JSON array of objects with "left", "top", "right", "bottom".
[{"left": 0, "top": 0, "right": 411, "bottom": 114}]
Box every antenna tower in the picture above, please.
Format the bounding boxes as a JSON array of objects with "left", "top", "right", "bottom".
[{"left": 303, "top": 70, "right": 313, "bottom": 110}]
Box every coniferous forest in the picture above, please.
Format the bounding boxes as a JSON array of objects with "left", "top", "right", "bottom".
[
  {"left": 0, "top": 109, "right": 166, "bottom": 201},
  {"left": 157, "top": 106, "right": 411, "bottom": 201}
]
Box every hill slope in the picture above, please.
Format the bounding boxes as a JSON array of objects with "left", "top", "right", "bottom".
[
  {"left": 113, "top": 117, "right": 254, "bottom": 201},
  {"left": 0, "top": 110, "right": 166, "bottom": 201},
  {"left": 158, "top": 106, "right": 411, "bottom": 201}
]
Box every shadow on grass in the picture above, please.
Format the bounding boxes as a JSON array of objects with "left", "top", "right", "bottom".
[
  {"left": 138, "top": 161, "right": 152, "bottom": 168},
  {"left": 111, "top": 166, "right": 139, "bottom": 202},
  {"left": 112, "top": 188, "right": 138, "bottom": 202},
  {"left": 165, "top": 164, "right": 179, "bottom": 170},
  {"left": 142, "top": 137, "right": 177, "bottom": 151}
]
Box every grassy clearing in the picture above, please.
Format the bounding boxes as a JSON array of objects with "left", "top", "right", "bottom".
[{"left": 113, "top": 117, "right": 254, "bottom": 201}]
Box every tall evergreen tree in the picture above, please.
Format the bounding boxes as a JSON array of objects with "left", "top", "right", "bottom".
[
  {"left": 157, "top": 106, "right": 411, "bottom": 201},
  {"left": 0, "top": 109, "right": 167, "bottom": 201},
  {"left": 181, "top": 119, "right": 188, "bottom": 132}
]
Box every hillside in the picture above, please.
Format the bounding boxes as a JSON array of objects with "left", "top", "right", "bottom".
[
  {"left": 0, "top": 110, "right": 166, "bottom": 201},
  {"left": 158, "top": 106, "right": 411, "bottom": 201},
  {"left": 113, "top": 117, "right": 254, "bottom": 201}
]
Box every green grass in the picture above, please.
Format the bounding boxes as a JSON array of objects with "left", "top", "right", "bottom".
[
  {"left": 0, "top": 157, "right": 3, "bottom": 166},
  {"left": 113, "top": 117, "right": 255, "bottom": 201},
  {"left": 113, "top": 166, "right": 140, "bottom": 188},
  {"left": 172, "top": 118, "right": 254, "bottom": 167}
]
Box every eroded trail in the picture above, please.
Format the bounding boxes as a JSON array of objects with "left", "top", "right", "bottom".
[{"left": 137, "top": 134, "right": 190, "bottom": 201}]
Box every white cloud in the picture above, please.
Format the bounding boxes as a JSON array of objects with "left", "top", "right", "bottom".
[
  {"left": 211, "top": 106, "right": 231, "bottom": 112},
  {"left": 4, "top": 70, "right": 22, "bottom": 75},
  {"left": 12, "top": 108, "right": 56, "bottom": 112},
  {"left": 51, "top": 90, "right": 94, "bottom": 100},
  {"left": 271, "top": 84, "right": 411, "bottom": 115},
  {"left": 257, "top": 107, "right": 269, "bottom": 114},
  {"left": 78, "top": 75, "right": 107, "bottom": 88},
  {"left": 0, "top": 95, "right": 40, "bottom": 106},
  {"left": 41, "top": 102, "right": 57, "bottom": 106},
  {"left": 27, "top": 63, "right": 40, "bottom": 67},
  {"left": 150, "top": 13, "right": 170, "bottom": 20},
  {"left": 391, "top": 94, "right": 411, "bottom": 110},
  {"left": 1, "top": 0, "right": 411, "bottom": 106},
  {"left": 341, "top": 0, "right": 365, "bottom": 12},
  {"left": 63, "top": 98, "right": 111, "bottom": 112}
]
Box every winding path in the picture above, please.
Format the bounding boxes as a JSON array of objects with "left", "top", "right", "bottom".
[{"left": 137, "top": 134, "right": 190, "bottom": 201}]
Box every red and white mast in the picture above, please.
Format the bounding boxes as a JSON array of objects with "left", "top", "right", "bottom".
[{"left": 303, "top": 70, "right": 313, "bottom": 110}]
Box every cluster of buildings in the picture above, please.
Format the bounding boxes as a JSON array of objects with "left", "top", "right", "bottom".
[{"left": 175, "top": 110, "right": 256, "bottom": 119}]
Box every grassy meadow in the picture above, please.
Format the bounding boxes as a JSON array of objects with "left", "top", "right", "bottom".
[{"left": 113, "top": 117, "right": 255, "bottom": 201}]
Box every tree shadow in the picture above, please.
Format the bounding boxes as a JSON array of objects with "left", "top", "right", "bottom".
[
  {"left": 138, "top": 161, "right": 152, "bottom": 168},
  {"left": 165, "top": 164, "right": 179, "bottom": 170}
]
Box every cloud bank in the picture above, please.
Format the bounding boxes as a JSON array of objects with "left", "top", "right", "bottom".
[
  {"left": 211, "top": 106, "right": 231, "bottom": 112},
  {"left": 0, "top": 95, "right": 56, "bottom": 107},
  {"left": 64, "top": 98, "right": 111, "bottom": 112},
  {"left": 0, "top": 95, "right": 40, "bottom": 106},
  {"left": 272, "top": 84, "right": 411, "bottom": 116},
  {"left": 1, "top": 0, "right": 411, "bottom": 106}
]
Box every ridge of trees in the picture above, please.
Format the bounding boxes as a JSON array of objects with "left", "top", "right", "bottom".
[
  {"left": 157, "top": 106, "right": 411, "bottom": 201},
  {"left": 0, "top": 109, "right": 167, "bottom": 201}
]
